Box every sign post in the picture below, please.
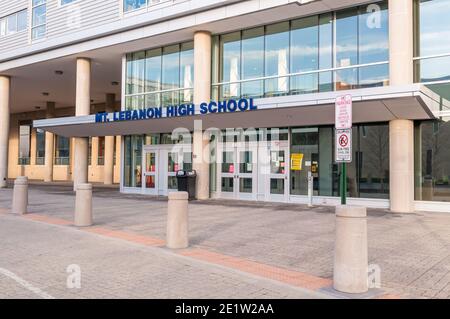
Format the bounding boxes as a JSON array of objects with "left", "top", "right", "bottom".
[{"left": 335, "top": 95, "right": 353, "bottom": 205}]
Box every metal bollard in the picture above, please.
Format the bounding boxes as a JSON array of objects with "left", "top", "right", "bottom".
[
  {"left": 74, "top": 183, "right": 93, "bottom": 227},
  {"left": 12, "top": 176, "right": 28, "bottom": 215},
  {"left": 166, "top": 191, "right": 189, "bottom": 249},
  {"left": 333, "top": 205, "right": 368, "bottom": 294}
]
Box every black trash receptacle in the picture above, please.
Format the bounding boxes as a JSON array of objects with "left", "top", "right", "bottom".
[
  {"left": 186, "top": 170, "right": 197, "bottom": 200},
  {"left": 177, "top": 170, "right": 197, "bottom": 200},
  {"left": 176, "top": 170, "right": 188, "bottom": 192}
]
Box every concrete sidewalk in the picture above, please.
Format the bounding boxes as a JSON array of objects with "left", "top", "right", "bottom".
[{"left": 1, "top": 183, "right": 450, "bottom": 298}]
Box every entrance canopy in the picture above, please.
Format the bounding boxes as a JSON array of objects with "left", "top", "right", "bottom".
[{"left": 33, "top": 85, "right": 444, "bottom": 138}]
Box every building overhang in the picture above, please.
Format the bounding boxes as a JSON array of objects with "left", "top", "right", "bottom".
[{"left": 33, "top": 85, "right": 444, "bottom": 138}]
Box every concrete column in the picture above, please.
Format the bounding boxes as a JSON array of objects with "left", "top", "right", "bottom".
[
  {"left": 104, "top": 93, "right": 115, "bottom": 185},
  {"left": 44, "top": 102, "right": 55, "bottom": 182},
  {"left": 334, "top": 205, "right": 368, "bottom": 294},
  {"left": 193, "top": 31, "right": 212, "bottom": 200},
  {"left": 74, "top": 183, "right": 93, "bottom": 227},
  {"left": 390, "top": 119, "right": 415, "bottom": 213},
  {"left": 73, "top": 58, "right": 91, "bottom": 191},
  {"left": 0, "top": 75, "right": 10, "bottom": 188},
  {"left": 389, "top": 0, "right": 414, "bottom": 85},
  {"left": 166, "top": 192, "right": 189, "bottom": 249},
  {"left": 12, "top": 176, "right": 28, "bottom": 215}
]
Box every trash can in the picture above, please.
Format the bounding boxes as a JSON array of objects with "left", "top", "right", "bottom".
[{"left": 177, "top": 170, "right": 196, "bottom": 200}]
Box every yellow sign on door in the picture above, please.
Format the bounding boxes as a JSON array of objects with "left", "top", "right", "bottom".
[{"left": 291, "top": 153, "right": 304, "bottom": 171}]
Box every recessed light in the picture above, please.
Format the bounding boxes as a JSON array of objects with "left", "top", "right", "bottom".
[
  {"left": 35, "top": 106, "right": 41, "bottom": 110},
  {"left": 90, "top": 99, "right": 94, "bottom": 103},
  {"left": 55, "top": 70, "right": 64, "bottom": 75},
  {"left": 111, "top": 81, "right": 119, "bottom": 86},
  {"left": 42, "top": 92, "right": 49, "bottom": 96}
]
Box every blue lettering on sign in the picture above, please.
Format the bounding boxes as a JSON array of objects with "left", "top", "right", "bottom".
[{"left": 94, "top": 98, "right": 257, "bottom": 123}]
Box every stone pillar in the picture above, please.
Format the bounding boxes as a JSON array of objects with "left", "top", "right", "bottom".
[
  {"left": 390, "top": 120, "right": 415, "bottom": 213},
  {"left": 44, "top": 102, "right": 55, "bottom": 182},
  {"left": 193, "top": 31, "right": 212, "bottom": 200},
  {"left": 73, "top": 58, "right": 91, "bottom": 191},
  {"left": 0, "top": 76, "right": 10, "bottom": 188},
  {"left": 104, "top": 94, "right": 115, "bottom": 185},
  {"left": 334, "top": 205, "right": 368, "bottom": 294},
  {"left": 388, "top": 1, "right": 415, "bottom": 213},
  {"left": 166, "top": 192, "right": 189, "bottom": 249},
  {"left": 389, "top": 0, "right": 414, "bottom": 85},
  {"left": 12, "top": 176, "right": 28, "bottom": 215},
  {"left": 74, "top": 183, "right": 93, "bottom": 227}
]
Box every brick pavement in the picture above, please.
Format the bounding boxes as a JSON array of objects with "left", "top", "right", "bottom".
[{"left": 1, "top": 183, "right": 450, "bottom": 298}]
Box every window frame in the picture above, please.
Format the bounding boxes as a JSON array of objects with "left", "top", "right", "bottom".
[
  {"left": 31, "top": 0, "right": 47, "bottom": 41},
  {"left": 0, "top": 9, "right": 28, "bottom": 38}
]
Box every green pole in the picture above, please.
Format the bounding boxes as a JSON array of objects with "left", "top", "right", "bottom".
[{"left": 341, "top": 162, "right": 347, "bottom": 205}]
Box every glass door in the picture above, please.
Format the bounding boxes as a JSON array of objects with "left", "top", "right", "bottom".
[
  {"left": 217, "top": 143, "right": 257, "bottom": 200},
  {"left": 236, "top": 145, "right": 257, "bottom": 200},
  {"left": 218, "top": 146, "right": 236, "bottom": 199},
  {"left": 142, "top": 150, "right": 158, "bottom": 195},
  {"left": 260, "top": 141, "right": 289, "bottom": 202}
]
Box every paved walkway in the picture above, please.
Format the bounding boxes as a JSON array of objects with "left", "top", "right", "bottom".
[{"left": 1, "top": 183, "right": 450, "bottom": 299}]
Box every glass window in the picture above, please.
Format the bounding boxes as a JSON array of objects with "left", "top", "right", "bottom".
[
  {"left": 415, "top": 0, "right": 450, "bottom": 57},
  {"left": 145, "top": 48, "right": 162, "bottom": 93},
  {"left": 415, "top": 119, "right": 450, "bottom": 202},
  {"left": 124, "top": 135, "right": 143, "bottom": 188},
  {"left": 241, "top": 27, "right": 264, "bottom": 98},
  {"left": 415, "top": 55, "right": 450, "bottom": 83},
  {"left": 98, "top": 137, "right": 105, "bottom": 166},
  {"left": 17, "top": 10, "right": 27, "bottom": 31},
  {"left": 180, "top": 42, "right": 194, "bottom": 104},
  {"left": 18, "top": 123, "right": 31, "bottom": 165},
  {"left": 265, "top": 22, "right": 290, "bottom": 97},
  {"left": 6, "top": 14, "right": 17, "bottom": 35},
  {"left": 55, "top": 135, "right": 70, "bottom": 165},
  {"left": 32, "top": 0, "right": 46, "bottom": 40},
  {"left": 358, "top": 2, "right": 389, "bottom": 64},
  {"left": 290, "top": 128, "right": 319, "bottom": 196},
  {"left": 291, "top": 16, "right": 319, "bottom": 94},
  {"left": 124, "top": 0, "right": 147, "bottom": 12},
  {"left": 162, "top": 45, "right": 181, "bottom": 106},
  {"left": 36, "top": 129, "right": 45, "bottom": 165},
  {"left": 336, "top": 8, "right": 359, "bottom": 68},
  {"left": 213, "top": 2, "right": 389, "bottom": 99},
  {"left": 61, "top": 0, "right": 77, "bottom": 5},
  {"left": 220, "top": 32, "right": 241, "bottom": 99}
]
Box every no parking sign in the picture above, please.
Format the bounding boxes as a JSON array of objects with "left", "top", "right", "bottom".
[{"left": 335, "top": 129, "right": 352, "bottom": 163}]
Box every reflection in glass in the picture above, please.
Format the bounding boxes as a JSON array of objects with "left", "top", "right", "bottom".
[
  {"left": 220, "top": 32, "right": 241, "bottom": 98},
  {"left": 335, "top": 68, "right": 358, "bottom": 90},
  {"left": 162, "top": 45, "right": 180, "bottom": 91},
  {"left": 415, "top": 120, "right": 450, "bottom": 202},
  {"left": 242, "top": 28, "right": 264, "bottom": 98},
  {"left": 415, "top": 56, "right": 450, "bottom": 82},
  {"left": 416, "top": 0, "right": 450, "bottom": 57},
  {"left": 358, "top": 2, "right": 389, "bottom": 64},
  {"left": 145, "top": 48, "right": 162, "bottom": 93},
  {"left": 359, "top": 64, "right": 389, "bottom": 88},
  {"left": 336, "top": 9, "right": 358, "bottom": 68},
  {"left": 265, "top": 22, "right": 290, "bottom": 96},
  {"left": 168, "top": 176, "right": 178, "bottom": 190}
]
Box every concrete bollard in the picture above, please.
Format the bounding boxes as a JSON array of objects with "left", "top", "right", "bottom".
[
  {"left": 74, "top": 183, "right": 93, "bottom": 227},
  {"left": 12, "top": 176, "right": 28, "bottom": 214},
  {"left": 166, "top": 191, "right": 189, "bottom": 249},
  {"left": 333, "top": 205, "right": 368, "bottom": 294}
]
